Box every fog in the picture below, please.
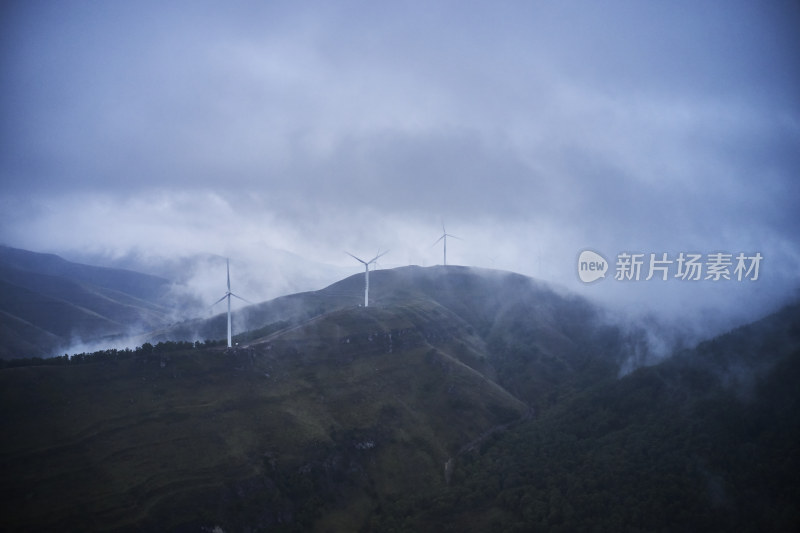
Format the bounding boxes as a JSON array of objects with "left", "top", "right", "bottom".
[{"left": 2, "top": 1, "right": 799, "bottom": 344}]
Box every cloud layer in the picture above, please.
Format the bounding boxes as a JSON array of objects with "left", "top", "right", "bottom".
[{"left": 2, "top": 0, "right": 799, "bottom": 335}]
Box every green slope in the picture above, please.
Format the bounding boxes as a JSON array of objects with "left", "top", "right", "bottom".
[
  {"left": 161, "top": 265, "right": 626, "bottom": 412},
  {"left": 4, "top": 265, "right": 793, "bottom": 531},
  {"left": 0, "top": 300, "right": 528, "bottom": 532},
  {"left": 374, "top": 302, "right": 800, "bottom": 532}
]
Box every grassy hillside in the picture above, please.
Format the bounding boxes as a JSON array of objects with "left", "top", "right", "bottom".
[
  {"left": 369, "top": 302, "right": 800, "bottom": 532},
  {"left": 3, "top": 265, "right": 794, "bottom": 531},
  {"left": 160, "top": 266, "right": 627, "bottom": 408},
  {"left": 0, "top": 299, "right": 528, "bottom": 532}
]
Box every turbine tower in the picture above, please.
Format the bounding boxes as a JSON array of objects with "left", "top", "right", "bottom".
[
  {"left": 433, "top": 223, "right": 460, "bottom": 266},
  {"left": 346, "top": 250, "right": 388, "bottom": 307},
  {"left": 211, "top": 258, "right": 251, "bottom": 348}
]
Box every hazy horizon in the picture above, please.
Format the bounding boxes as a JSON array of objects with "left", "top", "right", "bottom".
[{"left": 2, "top": 1, "right": 799, "bottom": 337}]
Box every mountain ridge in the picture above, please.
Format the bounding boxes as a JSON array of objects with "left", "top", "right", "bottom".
[
  {"left": 0, "top": 256, "right": 797, "bottom": 530},
  {"left": 0, "top": 246, "right": 177, "bottom": 358}
]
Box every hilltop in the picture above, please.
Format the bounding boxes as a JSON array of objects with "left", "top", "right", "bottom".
[{"left": 151, "top": 265, "right": 638, "bottom": 411}]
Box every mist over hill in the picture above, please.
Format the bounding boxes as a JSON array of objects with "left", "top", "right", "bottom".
[
  {"left": 393, "top": 300, "right": 800, "bottom": 532},
  {"left": 0, "top": 246, "right": 190, "bottom": 358},
  {"left": 60, "top": 247, "right": 352, "bottom": 316},
  {"left": 154, "top": 265, "right": 649, "bottom": 385},
  {"left": 1, "top": 250, "right": 798, "bottom": 531},
  {"left": 0, "top": 245, "right": 354, "bottom": 359}
]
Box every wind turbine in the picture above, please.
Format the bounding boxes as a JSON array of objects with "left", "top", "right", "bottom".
[
  {"left": 346, "top": 250, "right": 388, "bottom": 307},
  {"left": 211, "top": 258, "right": 251, "bottom": 348},
  {"left": 433, "top": 223, "right": 460, "bottom": 266},
  {"left": 371, "top": 250, "right": 384, "bottom": 271}
]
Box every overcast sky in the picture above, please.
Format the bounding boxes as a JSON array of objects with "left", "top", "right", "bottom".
[{"left": 1, "top": 1, "right": 799, "bottom": 335}]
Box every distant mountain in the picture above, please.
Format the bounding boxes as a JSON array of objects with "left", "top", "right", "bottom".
[{"left": 0, "top": 246, "right": 178, "bottom": 358}]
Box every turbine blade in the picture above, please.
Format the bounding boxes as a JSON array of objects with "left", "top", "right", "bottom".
[
  {"left": 368, "top": 250, "right": 389, "bottom": 263},
  {"left": 226, "top": 258, "right": 231, "bottom": 291},
  {"left": 448, "top": 233, "right": 461, "bottom": 240},
  {"left": 345, "top": 251, "right": 367, "bottom": 264},
  {"left": 432, "top": 235, "right": 445, "bottom": 246},
  {"left": 230, "top": 293, "right": 253, "bottom": 304},
  {"left": 211, "top": 294, "right": 228, "bottom": 307}
]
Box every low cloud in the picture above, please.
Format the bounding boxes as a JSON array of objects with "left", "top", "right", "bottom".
[{"left": 1, "top": 1, "right": 798, "bottom": 345}]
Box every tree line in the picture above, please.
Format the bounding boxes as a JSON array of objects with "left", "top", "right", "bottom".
[{"left": 0, "top": 339, "right": 226, "bottom": 369}]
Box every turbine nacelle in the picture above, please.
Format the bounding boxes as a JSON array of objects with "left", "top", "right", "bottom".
[{"left": 346, "top": 250, "right": 387, "bottom": 266}]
